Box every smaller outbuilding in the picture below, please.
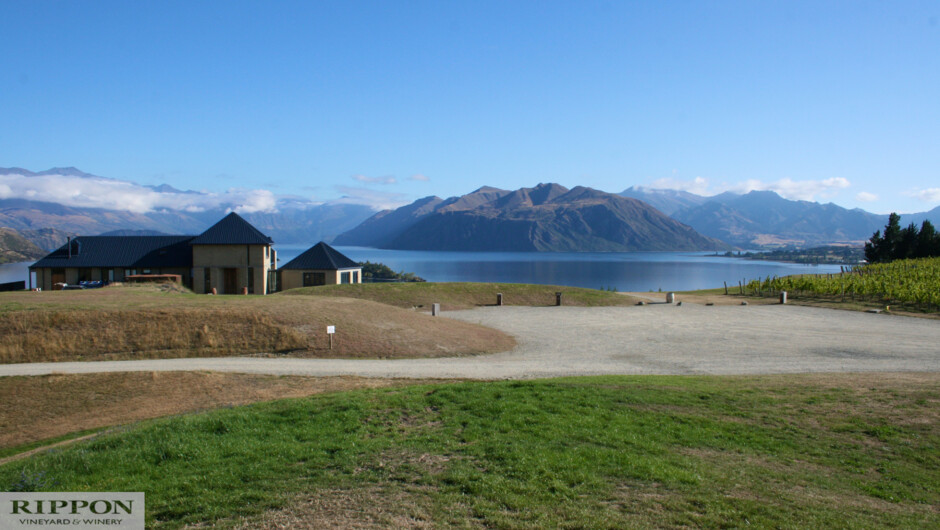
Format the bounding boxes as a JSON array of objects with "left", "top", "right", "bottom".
[{"left": 279, "top": 242, "right": 361, "bottom": 290}]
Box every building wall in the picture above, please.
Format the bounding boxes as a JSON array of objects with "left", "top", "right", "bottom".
[
  {"left": 280, "top": 268, "right": 362, "bottom": 291},
  {"left": 31, "top": 266, "right": 192, "bottom": 290},
  {"left": 192, "top": 244, "right": 273, "bottom": 295}
]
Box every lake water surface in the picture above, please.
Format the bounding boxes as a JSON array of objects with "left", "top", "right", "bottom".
[
  {"left": 1, "top": 248, "right": 843, "bottom": 293},
  {"left": 288, "top": 247, "right": 843, "bottom": 292}
]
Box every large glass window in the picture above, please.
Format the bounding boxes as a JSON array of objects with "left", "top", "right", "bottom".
[
  {"left": 303, "top": 272, "right": 326, "bottom": 287},
  {"left": 248, "top": 267, "right": 254, "bottom": 293},
  {"left": 340, "top": 271, "right": 351, "bottom": 284}
]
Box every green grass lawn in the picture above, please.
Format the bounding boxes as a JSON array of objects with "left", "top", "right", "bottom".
[
  {"left": 1, "top": 375, "right": 936, "bottom": 528},
  {"left": 279, "top": 281, "right": 637, "bottom": 310}
]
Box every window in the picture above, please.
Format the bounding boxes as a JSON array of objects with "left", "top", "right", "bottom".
[
  {"left": 269, "top": 270, "right": 279, "bottom": 293},
  {"left": 340, "top": 271, "right": 351, "bottom": 284},
  {"left": 303, "top": 272, "right": 325, "bottom": 287},
  {"left": 353, "top": 271, "right": 359, "bottom": 283},
  {"left": 248, "top": 267, "right": 254, "bottom": 293},
  {"left": 204, "top": 268, "right": 211, "bottom": 294}
]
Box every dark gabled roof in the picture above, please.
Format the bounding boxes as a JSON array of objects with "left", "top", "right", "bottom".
[
  {"left": 30, "top": 236, "right": 194, "bottom": 269},
  {"left": 190, "top": 212, "right": 274, "bottom": 245},
  {"left": 281, "top": 242, "right": 359, "bottom": 270}
]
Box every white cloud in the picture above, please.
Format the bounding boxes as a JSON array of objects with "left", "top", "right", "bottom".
[
  {"left": 648, "top": 176, "right": 709, "bottom": 195},
  {"left": 0, "top": 171, "right": 281, "bottom": 214},
  {"left": 910, "top": 188, "right": 940, "bottom": 203},
  {"left": 647, "top": 176, "right": 851, "bottom": 201},
  {"left": 409, "top": 174, "right": 430, "bottom": 182},
  {"left": 727, "top": 177, "right": 850, "bottom": 200},
  {"left": 331, "top": 186, "right": 411, "bottom": 211},
  {"left": 229, "top": 189, "right": 277, "bottom": 213},
  {"left": 351, "top": 174, "right": 397, "bottom": 185},
  {"left": 855, "top": 192, "right": 879, "bottom": 202}
]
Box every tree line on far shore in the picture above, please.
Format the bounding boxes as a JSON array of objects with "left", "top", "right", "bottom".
[
  {"left": 865, "top": 213, "right": 940, "bottom": 263},
  {"left": 358, "top": 261, "right": 426, "bottom": 282}
]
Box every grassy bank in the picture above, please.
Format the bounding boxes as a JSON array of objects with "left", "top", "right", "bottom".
[
  {"left": 281, "top": 281, "right": 639, "bottom": 310},
  {"left": 0, "top": 372, "right": 451, "bottom": 455},
  {"left": 1, "top": 374, "right": 936, "bottom": 528},
  {"left": 0, "top": 285, "right": 514, "bottom": 363}
]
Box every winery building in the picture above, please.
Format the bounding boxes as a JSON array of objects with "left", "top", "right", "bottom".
[
  {"left": 29, "top": 212, "right": 277, "bottom": 294},
  {"left": 278, "top": 242, "right": 362, "bottom": 289}
]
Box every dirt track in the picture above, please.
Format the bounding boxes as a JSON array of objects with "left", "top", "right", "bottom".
[{"left": 1, "top": 304, "right": 937, "bottom": 378}]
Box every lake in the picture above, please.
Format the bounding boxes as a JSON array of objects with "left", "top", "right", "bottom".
[
  {"left": 1, "top": 248, "right": 843, "bottom": 293},
  {"left": 281, "top": 246, "right": 843, "bottom": 292}
]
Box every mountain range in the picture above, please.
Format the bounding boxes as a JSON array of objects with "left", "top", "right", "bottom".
[
  {"left": 3, "top": 166, "right": 939, "bottom": 253},
  {"left": 0, "top": 227, "right": 46, "bottom": 264},
  {"left": 334, "top": 183, "right": 726, "bottom": 251},
  {"left": 621, "top": 186, "right": 940, "bottom": 248}
]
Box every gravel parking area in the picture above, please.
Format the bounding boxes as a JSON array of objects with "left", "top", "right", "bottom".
[{"left": 1, "top": 304, "right": 938, "bottom": 378}]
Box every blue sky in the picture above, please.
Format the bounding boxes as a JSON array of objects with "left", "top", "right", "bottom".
[{"left": 1, "top": 1, "right": 938, "bottom": 214}]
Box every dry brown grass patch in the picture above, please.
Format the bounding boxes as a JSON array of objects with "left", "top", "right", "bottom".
[
  {"left": 0, "top": 285, "right": 515, "bottom": 363},
  {"left": 226, "top": 486, "right": 437, "bottom": 530},
  {"left": 0, "top": 308, "right": 308, "bottom": 363}
]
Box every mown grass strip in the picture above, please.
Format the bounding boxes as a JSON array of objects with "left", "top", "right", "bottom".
[
  {"left": 280, "top": 281, "right": 637, "bottom": 310},
  {"left": 0, "top": 375, "right": 936, "bottom": 528}
]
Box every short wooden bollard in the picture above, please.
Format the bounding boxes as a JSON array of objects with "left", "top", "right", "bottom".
[
  {"left": 242, "top": 286, "right": 249, "bottom": 295},
  {"left": 555, "top": 292, "right": 563, "bottom": 306},
  {"left": 496, "top": 293, "right": 503, "bottom": 306},
  {"left": 432, "top": 303, "right": 440, "bottom": 316},
  {"left": 665, "top": 292, "right": 675, "bottom": 304},
  {"left": 211, "top": 287, "right": 217, "bottom": 295},
  {"left": 780, "top": 291, "right": 787, "bottom": 304}
]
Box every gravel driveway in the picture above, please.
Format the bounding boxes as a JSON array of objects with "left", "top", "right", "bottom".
[{"left": 1, "top": 304, "right": 938, "bottom": 379}]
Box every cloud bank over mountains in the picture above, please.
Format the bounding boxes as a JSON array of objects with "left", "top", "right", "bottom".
[
  {"left": 648, "top": 176, "right": 852, "bottom": 202},
  {"left": 0, "top": 167, "right": 287, "bottom": 214},
  {"left": 0, "top": 167, "right": 424, "bottom": 215},
  {"left": 647, "top": 175, "right": 940, "bottom": 209}
]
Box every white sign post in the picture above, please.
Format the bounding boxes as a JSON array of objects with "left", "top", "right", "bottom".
[{"left": 327, "top": 325, "right": 335, "bottom": 349}]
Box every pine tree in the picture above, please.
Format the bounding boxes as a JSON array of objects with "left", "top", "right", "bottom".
[
  {"left": 864, "top": 230, "right": 883, "bottom": 262},
  {"left": 880, "top": 213, "right": 902, "bottom": 262},
  {"left": 867, "top": 214, "right": 940, "bottom": 262},
  {"left": 896, "top": 222, "right": 919, "bottom": 260},
  {"left": 915, "top": 220, "right": 937, "bottom": 258}
]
